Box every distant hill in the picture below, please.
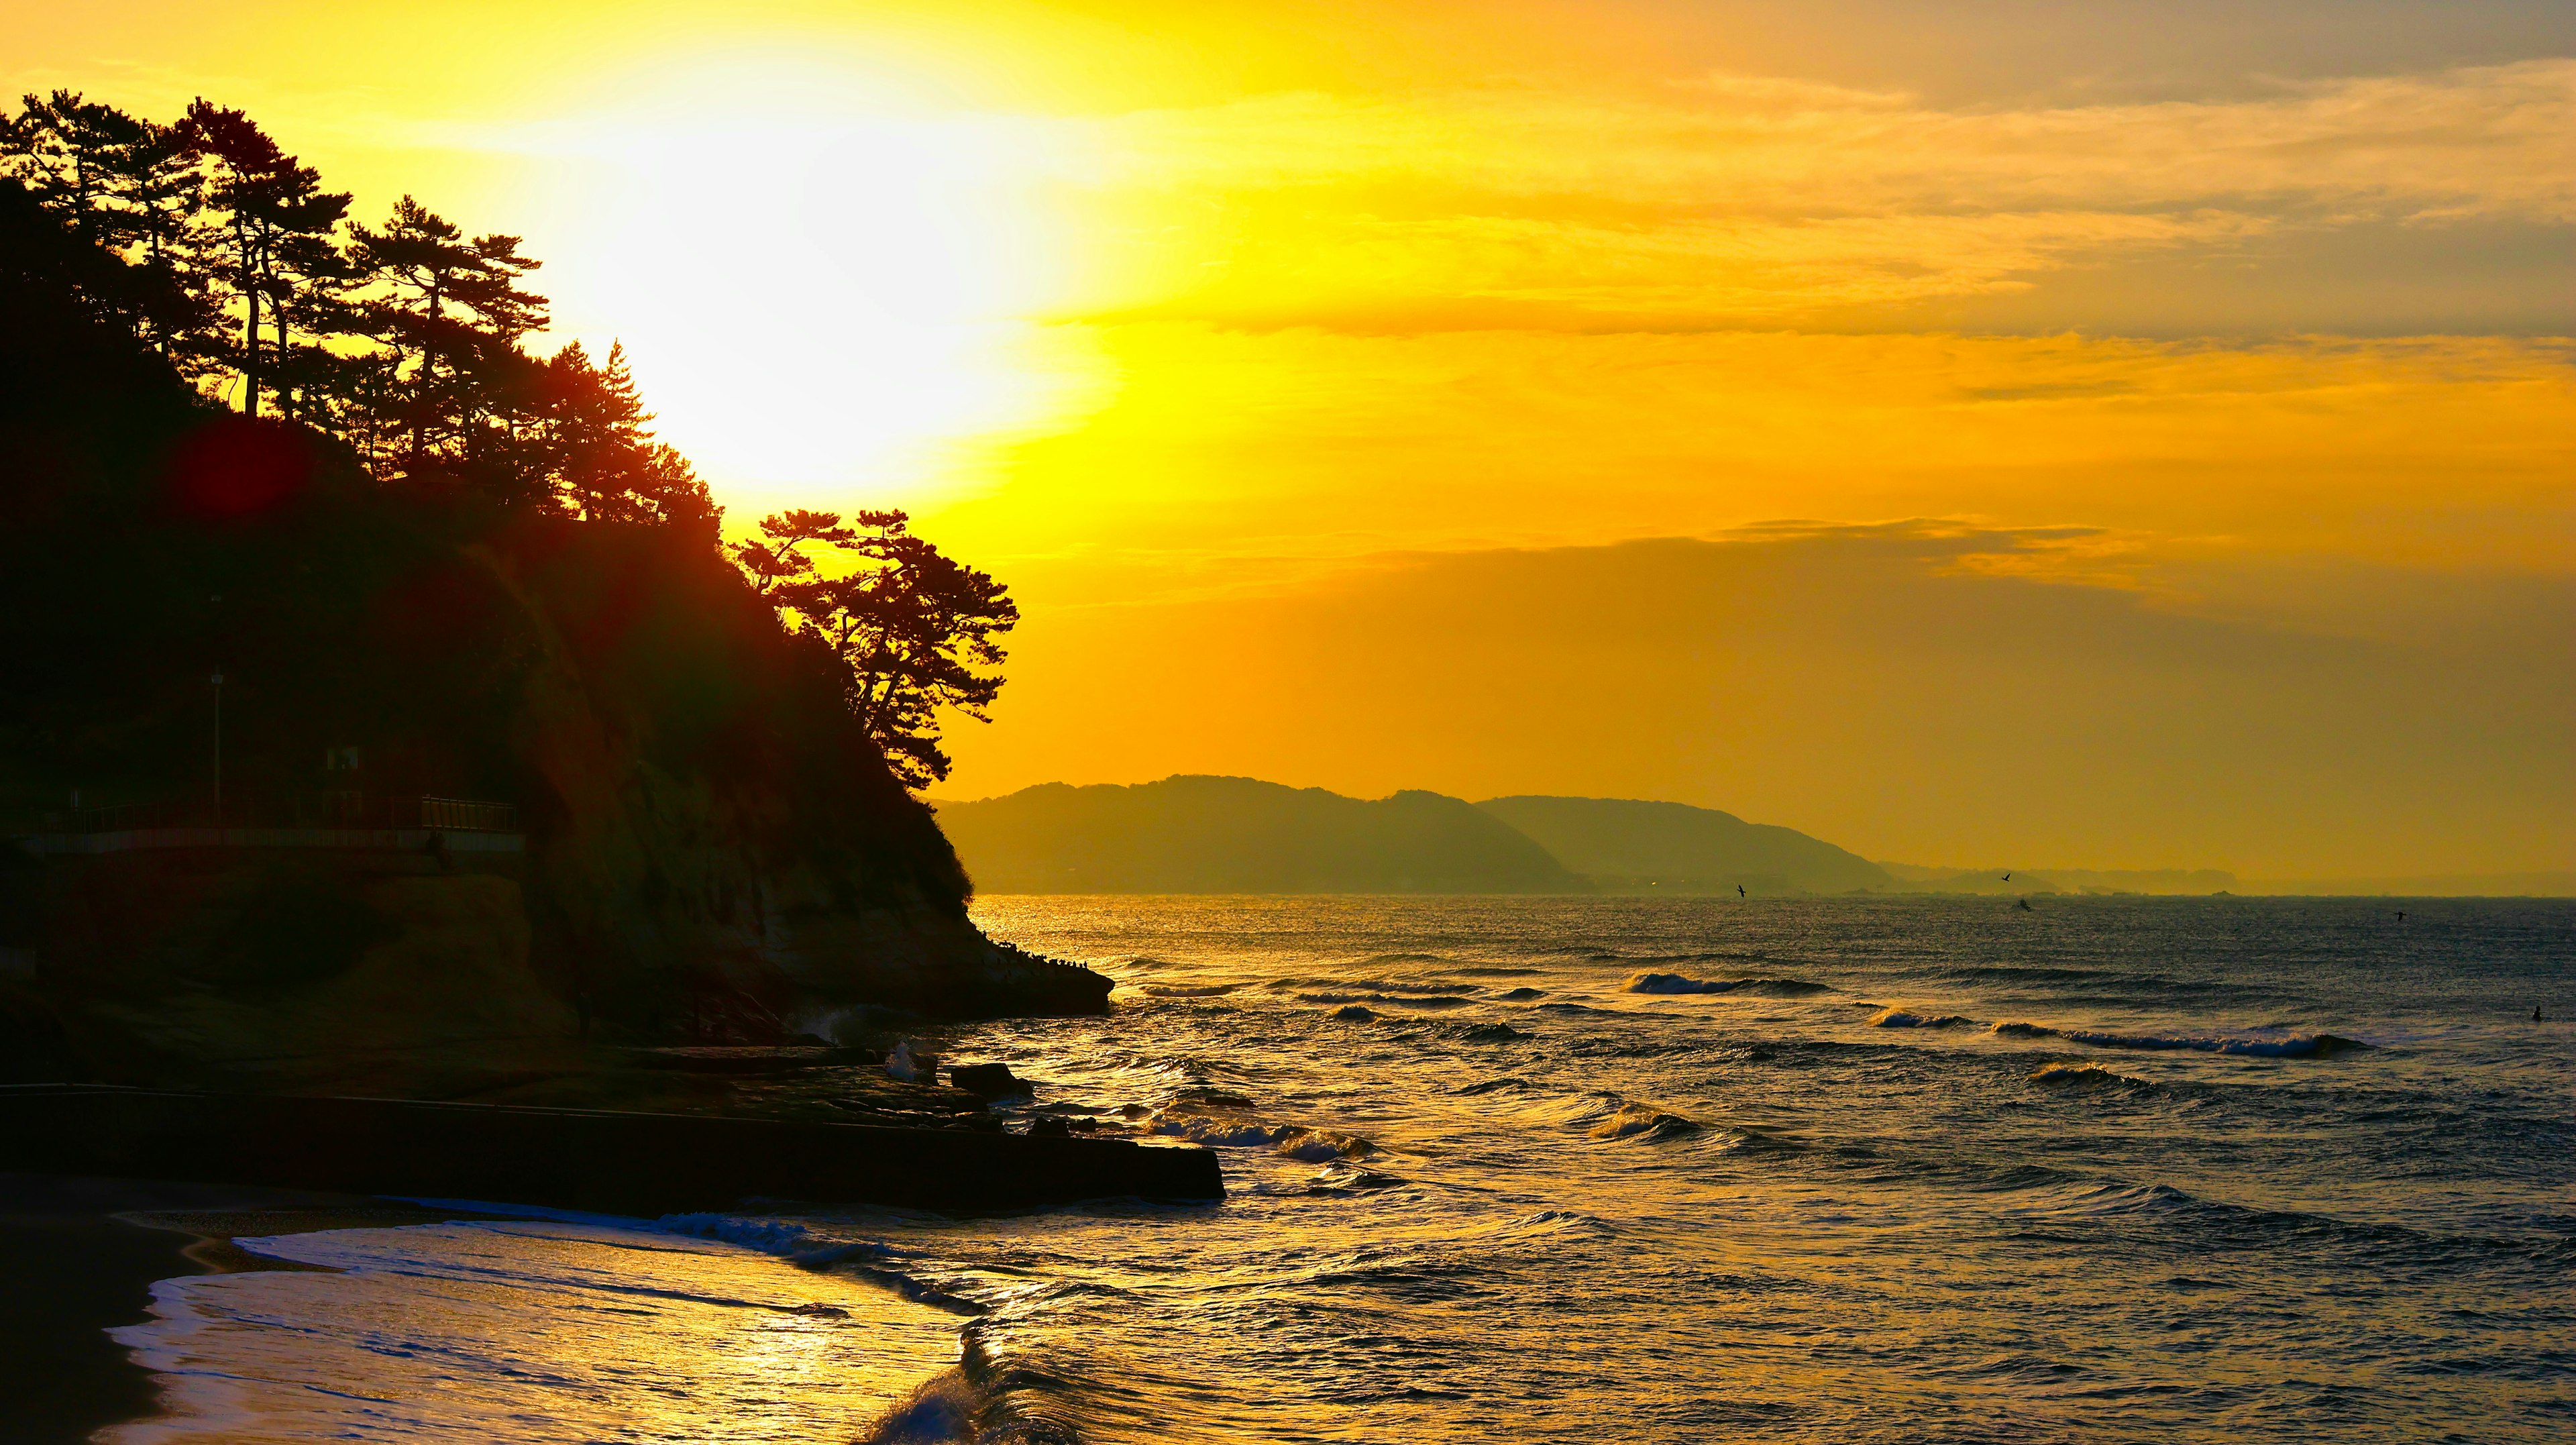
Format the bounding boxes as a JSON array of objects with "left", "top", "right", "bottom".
[
  {"left": 1476, "top": 796, "right": 1892, "bottom": 894},
  {"left": 934, "top": 775, "right": 1583, "bottom": 894}
]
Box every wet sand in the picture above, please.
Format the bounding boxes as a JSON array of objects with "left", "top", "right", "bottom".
[{"left": 0, "top": 1171, "right": 478, "bottom": 1443}]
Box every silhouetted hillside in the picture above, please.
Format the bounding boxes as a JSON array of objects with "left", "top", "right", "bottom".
[
  {"left": 0, "top": 176, "right": 1104, "bottom": 1096},
  {"left": 1474, "top": 796, "right": 1892, "bottom": 894},
  {"left": 935, "top": 776, "right": 1584, "bottom": 894}
]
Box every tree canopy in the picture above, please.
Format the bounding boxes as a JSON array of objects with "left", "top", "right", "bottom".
[
  {"left": 2, "top": 91, "right": 1014, "bottom": 792},
  {"left": 731, "top": 509, "right": 1018, "bottom": 788}
]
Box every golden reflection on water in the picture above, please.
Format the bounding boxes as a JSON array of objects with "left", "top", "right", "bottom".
[{"left": 106, "top": 1222, "right": 961, "bottom": 1443}]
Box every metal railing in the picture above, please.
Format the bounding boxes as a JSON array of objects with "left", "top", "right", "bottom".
[
  {"left": 415, "top": 796, "right": 519, "bottom": 833},
  {"left": 54, "top": 794, "right": 519, "bottom": 835}
]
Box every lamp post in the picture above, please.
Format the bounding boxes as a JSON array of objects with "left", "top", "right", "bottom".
[
  {"left": 211, "top": 670, "right": 223, "bottom": 829},
  {"left": 209, "top": 592, "right": 225, "bottom": 833}
]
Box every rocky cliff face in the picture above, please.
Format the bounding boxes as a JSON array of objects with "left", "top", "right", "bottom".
[
  {"left": 472, "top": 527, "right": 1108, "bottom": 1042},
  {"left": 0, "top": 219, "right": 1106, "bottom": 1089},
  {"left": 2, "top": 458, "right": 1104, "bottom": 1092}
]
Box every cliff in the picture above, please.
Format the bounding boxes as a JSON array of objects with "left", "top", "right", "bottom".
[
  {"left": 935, "top": 775, "right": 1585, "bottom": 894},
  {"left": 0, "top": 185, "right": 1105, "bottom": 1093}
]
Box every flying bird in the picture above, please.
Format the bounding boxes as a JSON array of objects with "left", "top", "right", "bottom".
[
  {"left": 1737, "top": 884, "right": 1746, "bottom": 898},
  {"left": 2001, "top": 872, "right": 2011, "bottom": 881}
]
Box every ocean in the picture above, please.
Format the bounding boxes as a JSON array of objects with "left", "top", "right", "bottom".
[{"left": 104, "top": 896, "right": 2574, "bottom": 1442}]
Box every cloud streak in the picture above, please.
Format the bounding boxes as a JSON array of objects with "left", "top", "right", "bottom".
[{"left": 1052, "top": 60, "right": 2576, "bottom": 324}]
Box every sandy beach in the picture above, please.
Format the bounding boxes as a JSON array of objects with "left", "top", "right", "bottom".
[{"left": 0, "top": 1172, "right": 480, "bottom": 1442}]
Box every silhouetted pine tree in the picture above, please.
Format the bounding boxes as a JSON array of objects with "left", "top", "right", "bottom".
[
  {"left": 733, "top": 510, "right": 1016, "bottom": 788},
  {"left": 3, "top": 92, "right": 219, "bottom": 374},
  {"left": 344, "top": 195, "right": 547, "bottom": 491},
  {"left": 535, "top": 339, "right": 720, "bottom": 540},
  {"left": 173, "top": 101, "right": 350, "bottom": 419},
  {"left": 6, "top": 90, "right": 1022, "bottom": 796}
]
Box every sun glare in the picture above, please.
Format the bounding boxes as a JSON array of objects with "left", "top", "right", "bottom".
[{"left": 484, "top": 70, "right": 1100, "bottom": 517}]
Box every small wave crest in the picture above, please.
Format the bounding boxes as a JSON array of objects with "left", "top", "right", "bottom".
[
  {"left": 2029, "top": 1061, "right": 2151, "bottom": 1091},
  {"left": 1139, "top": 983, "right": 1238, "bottom": 998},
  {"left": 1297, "top": 991, "right": 1476, "bottom": 1008},
  {"left": 1584, "top": 1101, "right": 1703, "bottom": 1142},
  {"left": 1622, "top": 971, "right": 1828, "bottom": 996},
  {"left": 1242, "top": 1162, "right": 1408, "bottom": 1197},
  {"left": 658, "top": 1213, "right": 890, "bottom": 1268},
  {"left": 2063, "top": 1029, "right": 2368, "bottom": 1057},
  {"left": 1146, "top": 1108, "right": 1375, "bottom": 1161},
  {"left": 1993, "top": 1020, "right": 2368, "bottom": 1058},
  {"left": 1868, "top": 1007, "right": 1975, "bottom": 1029}
]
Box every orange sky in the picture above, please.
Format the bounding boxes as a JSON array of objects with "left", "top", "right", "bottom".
[{"left": 10, "top": 1, "right": 2571, "bottom": 874}]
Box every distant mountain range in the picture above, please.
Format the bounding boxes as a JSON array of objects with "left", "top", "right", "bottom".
[
  {"left": 1479, "top": 794, "right": 1891, "bottom": 894},
  {"left": 930, "top": 777, "right": 1578, "bottom": 894},
  {"left": 932, "top": 779, "right": 2568, "bottom": 895},
  {"left": 935, "top": 776, "right": 1894, "bottom": 895}
]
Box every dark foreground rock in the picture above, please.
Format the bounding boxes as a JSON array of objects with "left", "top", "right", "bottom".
[
  {"left": 947, "top": 1062, "right": 1028, "bottom": 1098},
  {"left": 1, "top": 1085, "right": 1224, "bottom": 1214}
]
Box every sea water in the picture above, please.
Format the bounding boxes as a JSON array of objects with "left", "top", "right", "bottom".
[{"left": 109, "top": 896, "right": 2574, "bottom": 1442}]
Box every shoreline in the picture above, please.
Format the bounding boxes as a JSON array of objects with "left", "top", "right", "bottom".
[{"left": 0, "top": 1171, "right": 483, "bottom": 1444}]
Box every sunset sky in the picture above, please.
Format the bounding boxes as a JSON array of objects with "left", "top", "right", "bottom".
[{"left": 11, "top": 1, "right": 2570, "bottom": 877}]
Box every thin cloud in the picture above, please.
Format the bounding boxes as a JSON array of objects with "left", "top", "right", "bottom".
[{"left": 1052, "top": 60, "right": 2576, "bottom": 325}]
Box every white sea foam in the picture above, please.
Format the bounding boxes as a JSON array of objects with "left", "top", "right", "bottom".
[{"left": 659, "top": 1213, "right": 894, "bottom": 1267}]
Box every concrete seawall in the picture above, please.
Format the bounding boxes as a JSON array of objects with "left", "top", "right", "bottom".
[{"left": 0, "top": 1085, "right": 1224, "bottom": 1214}]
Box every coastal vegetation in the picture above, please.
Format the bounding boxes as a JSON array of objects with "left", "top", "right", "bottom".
[
  {"left": 0, "top": 90, "right": 1008, "bottom": 794},
  {"left": 0, "top": 94, "right": 1089, "bottom": 1086}
]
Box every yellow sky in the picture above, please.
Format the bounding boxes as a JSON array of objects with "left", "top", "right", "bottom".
[{"left": 9, "top": 1, "right": 2571, "bottom": 873}]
